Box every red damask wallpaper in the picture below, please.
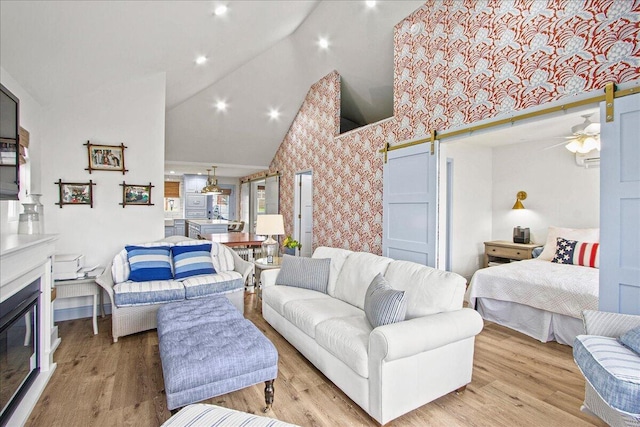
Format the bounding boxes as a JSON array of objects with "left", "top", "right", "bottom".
[{"left": 263, "top": 0, "right": 639, "bottom": 255}]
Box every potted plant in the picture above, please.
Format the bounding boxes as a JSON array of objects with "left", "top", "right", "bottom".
[{"left": 282, "top": 236, "right": 301, "bottom": 255}]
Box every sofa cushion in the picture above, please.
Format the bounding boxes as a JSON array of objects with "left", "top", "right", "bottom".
[
  {"left": 126, "top": 245, "right": 173, "bottom": 282},
  {"left": 574, "top": 335, "right": 640, "bottom": 414},
  {"left": 114, "top": 280, "right": 185, "bottom": 307},
  {"left": 384, "top": 261, "right": 466, "bottom": 319},
  {"left": 282, "top": 298, "right": 363, "bottom": 338},
  {"left": 333, "top": 252, "right": 393, "bottom": 310},
  {"left": 312, "top": 247, "right": 353, "bottom": 296},
  {"left": 174, "top": 240, "right": 235, "bottom": 273},
  {"left": 364, "top": 274, "right": 407, "bottom": 328},
  {"left": 276, "top": 255, "right": 331, "bottom": 293},
  {"left": 262, "top": 286, "right": 331, "bottom": 313},
  {"left": 172, "top": 244, "right": 216, "bottom": 280},
  {"left": 620, "top": 325, "right": 640, "bottom": 354},
  {"left": 316, "top": 315, "right": 372, "bottom": 378},
  {"left": 113, "top": 242, "right": 175, "bottom": 284},
  {"left": 183, "top": 271, "right": 244, "bottom": 300}
]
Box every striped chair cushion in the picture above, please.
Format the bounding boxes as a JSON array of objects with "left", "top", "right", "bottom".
[
  {"left": 364, "top": 273, "right": 407, "bottom": 328},
  {"left": 112, "top": 241, "right": 173, "bottom": 284},
  {"left": 114, "top": 280, "right": 185, "bottom": 307},
  {"left": 173, "top": 241, "right": 235, "bottom": 273},
  {"left": 182, "top": 271, "right": 244, "bottom": 299},
  {"left": 171, "top": 244, "right": 216, "bottom": 280},
  {"left": 275, "top": 255, "right": 331, "bottom": 293},
  {"left": 126, "top": 245, "right": 173, "bottom": 282},
  {"left": 551, "top": 237, "right": 600, "bottom": 268},
  {"left": 573, "top": 335, "right": 640, "bottom": 414},
  {"left": 161, "top": 403, "right": 300, "bottom": 427}
]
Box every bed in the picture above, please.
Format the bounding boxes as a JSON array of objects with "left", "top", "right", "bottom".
[{"left": 465, "top": 258, "right": 599, "bottom": 346}]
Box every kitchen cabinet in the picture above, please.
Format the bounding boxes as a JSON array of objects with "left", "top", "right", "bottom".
[
  {"left": 187, "top": 220, "right": 230, "bottom": 238},
  {"left": 184, "top": 174, "right": 207, "bottom": 193}
]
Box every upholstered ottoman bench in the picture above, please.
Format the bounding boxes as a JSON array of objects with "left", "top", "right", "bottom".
[
  {"left": 162, "top": 404, "right": 299, "bottom": 427},
  {"left": 157, "top": 296, "right": 278, "bottom": 412}
]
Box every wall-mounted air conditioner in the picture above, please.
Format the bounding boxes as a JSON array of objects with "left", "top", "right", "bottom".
[{"left": 575, "top": 149, "right": 600, "bottom": 168}]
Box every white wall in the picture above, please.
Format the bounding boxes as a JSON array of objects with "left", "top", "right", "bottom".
[
  {"left": 492, "top": 139, "right": 599, "bottom": 245},
  {"left": 40, "top": 73, "right": 166, "bottom": 318},
  {"left": 439, "top": 142, "right": 493, "bottom": 280},
  {"left": 0, "top": 67, "right": 44, "bottom": 234}
]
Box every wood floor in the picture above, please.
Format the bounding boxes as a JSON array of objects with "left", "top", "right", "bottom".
[{"left": 27, "top": 294, "right": 607, "bottom": 427}]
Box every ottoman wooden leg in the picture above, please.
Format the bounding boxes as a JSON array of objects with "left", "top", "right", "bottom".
[{"left": 263, "top": 379, "right": 275, "bottom": 413}]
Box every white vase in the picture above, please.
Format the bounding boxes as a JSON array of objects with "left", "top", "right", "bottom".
[
  {"left": 29, "top": 193, "right": 45, "bottom": 234},
  {"left": 18, "top": 203, "right": 40, "bottom": 235}
]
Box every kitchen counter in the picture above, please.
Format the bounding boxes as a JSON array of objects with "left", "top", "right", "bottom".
[{"left": 186, "top": 219, "right": 231, "bottom": 238}]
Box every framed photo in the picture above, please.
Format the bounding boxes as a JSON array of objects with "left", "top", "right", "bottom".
[
  {"left": 84, "top": 141, "right": 128, "bottom": 174},
  {"left": 55, "top": 179, "right": 95, "bottom": 208},
  {"left": 120, "top": 182, "right": 154, "bottom": 207}
]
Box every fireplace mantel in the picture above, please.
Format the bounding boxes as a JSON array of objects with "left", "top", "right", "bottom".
[{"left": 1, "top": 234, "right": 59, "bottom": 425}]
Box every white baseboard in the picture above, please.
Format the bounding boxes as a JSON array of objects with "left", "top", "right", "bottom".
[{"left": 53, "top": 303, "right": 112, "bottom": 322}]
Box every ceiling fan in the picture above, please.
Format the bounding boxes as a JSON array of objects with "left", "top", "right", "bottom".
[{"left": 546, "top": 114, "right": 601, "bottom": 153}]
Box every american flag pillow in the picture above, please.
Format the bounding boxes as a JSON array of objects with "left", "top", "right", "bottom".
[{"left": 551, "top": 237, "right": 600, "bottom": 268}]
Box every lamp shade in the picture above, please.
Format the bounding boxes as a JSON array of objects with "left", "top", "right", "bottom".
[{"left": 256, "top": 214, "right": 285, "bottom": 236}]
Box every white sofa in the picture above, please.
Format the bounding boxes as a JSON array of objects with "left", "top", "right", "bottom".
[
  {"left": 261, "top": 247, "right": 484, "bottom": 425},
  {"left": 97, "top": 236, "right": 253, "bottom": 342}
]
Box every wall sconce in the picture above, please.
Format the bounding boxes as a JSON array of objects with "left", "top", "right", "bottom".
[{"left": 512, "top": 191, "right": 527, "bottom": 209}]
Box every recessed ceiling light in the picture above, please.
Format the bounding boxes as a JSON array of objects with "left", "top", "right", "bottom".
[
  {"left": 269, "top": 109, "right": 280, "bottom": 120},
  {"left": 318, "top": 38, "right": 329, "bottom": 49},
  {"left": 195, "top": 56, "right": 207, "bottom": 65},
  {"left": 366, "top": 1, "right": 376, "bottom": 8},
  {"left": 215, "top": 100, "right": 227, "bottom": 112},
  {"left": 197, "top": 172, "right": 202, "bottom": 175},
  {"left": 214, "top": 5, "right": 227, "bottom": 16},
  {"left": 170, "top": 170, "right": 175, "bottom": 174}
]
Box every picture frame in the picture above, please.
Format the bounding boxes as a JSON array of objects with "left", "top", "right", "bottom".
[
  {"left": 84, "top": 141, "right": 128, "bottom": 174},
  {"left": 55, "top": 179, "right": 95, "bottom": 208},
  {"left": 120, "top": 182, "right": 154, "bottom": 207}
]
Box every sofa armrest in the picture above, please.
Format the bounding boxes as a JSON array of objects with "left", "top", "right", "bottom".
[
  {"left": 582, "top": 310, "right": 640, "bottom": 337},
  {"left": 229, "top": 249, "right": 253, "bottom": 285},
  {"left": 95, "top": 263, "right": 116, "bottom": 308},
  {"left": 261, "top": 269, "right": 280, "bottom": 288},
  {"left": 369, "top": 308, "right": 483, "bottom": 362}
]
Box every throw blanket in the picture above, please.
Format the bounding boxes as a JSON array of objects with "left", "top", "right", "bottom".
[{"left": 465, "top": 259, "right": 598, "bottom": 319}]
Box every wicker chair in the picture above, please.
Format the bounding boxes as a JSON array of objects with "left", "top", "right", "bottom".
[{"left": 573, "top": 310, "right": 640, "bottom": 427}]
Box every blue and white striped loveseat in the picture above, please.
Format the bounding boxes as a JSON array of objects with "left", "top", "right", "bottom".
[{"left": 96, "top": 236, "right": 253, "bottom": 342}]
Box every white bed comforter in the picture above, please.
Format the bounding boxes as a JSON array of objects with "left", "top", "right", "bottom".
[{"left": 465, "top": 259, "right": 599, "bottom": 319}]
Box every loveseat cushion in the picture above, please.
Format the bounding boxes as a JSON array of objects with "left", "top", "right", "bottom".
[
  {"left": 316, "top": 315, "right": 372, "bottom": 378},
  {"left": 364, "top": 273, "right": 407, "bottom": 328},
  {"left": 333, "top": 252, "right": 393, "bottom": 310},
  {"left": 114, "top": 280, "right": 185, "bottom": 307},
  {"left": 262, "top": 286, "right": 331, "bottom": 313},
  {"left": 384, "top": 260, "right": 466, "bottom": 319},
  {"left": 574, "top": 335, "right": 640, "bottom": 414},
  {"left": 182, "top": 271, "right": 244, "bottom": 300},
  {"left": 125, "top": 245, "right": 173, "bottom": 282},
  {"left": 276, "top": 255, "right": 331, "bottom": 293},
  {"left": 282, "top": 298, "right": 363, "bottom": 338},
  {"left": 312, "top": 247, "right": 353, "bottom": 296},
  {"left": 171, "top": 243, "right": 216, "bottom": 280}
]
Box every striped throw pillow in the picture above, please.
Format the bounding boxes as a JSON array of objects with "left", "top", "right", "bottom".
[
  {"left": 125, "top": 245, "right": 173, "bottom": 282},
  {"left": 171, "top": 244, "right": 216, "bottom": 280},
  {"left": 551, "top": 237, "right": 600, "bottom": 268},
  {"left": 275, "top": 255, "right": 330, "bottom": 293},
  {"left": 364, "top": 273, "right": 407, "bottom": 328},
  {"left": 620, "top": 325, "right": 640, "bottom": 355}
]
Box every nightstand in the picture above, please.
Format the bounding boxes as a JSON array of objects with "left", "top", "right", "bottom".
[{"left": 483, "top": 241, "right": 541, "bottom": 268}]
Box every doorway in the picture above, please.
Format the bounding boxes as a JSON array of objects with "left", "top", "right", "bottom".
[{"left": 294, "top": 171, "right": 313, "bottom": 257}]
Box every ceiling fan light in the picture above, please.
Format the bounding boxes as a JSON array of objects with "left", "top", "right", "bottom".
[
  {"left": 585, "top": 122, "right": 601, "bottom": 134},
  {"left": 582, "top": 136, "right": 598, "bottom": 152},
  {"left": 565, "top": 140, "right": 580, "bottom": 153}
]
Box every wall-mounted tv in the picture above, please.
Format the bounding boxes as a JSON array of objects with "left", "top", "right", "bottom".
[{"left": 0, "top": 83, "right": 20, "bottom": 200}]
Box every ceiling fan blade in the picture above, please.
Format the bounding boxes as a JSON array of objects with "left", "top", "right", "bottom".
[{"left": 543, "top": 141, "right": 570, "bottom": 150}]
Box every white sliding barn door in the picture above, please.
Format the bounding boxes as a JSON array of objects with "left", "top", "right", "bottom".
[
  {"left": 265, "top": 175, "right": 280, "bottom": 214},
  {"left": 599, "top": 93, "right": 640, "bottom": 315},
  {"left": 383, "top": 142, "right": 438, "bottom": 266}
]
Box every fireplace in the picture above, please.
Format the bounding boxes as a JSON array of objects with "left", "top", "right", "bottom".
[
  {"left": 0, "top": 279, "right": 40, "bottom": 424},
  {"left": 0, "top": 234, "right": 58, "bottom": 426}
]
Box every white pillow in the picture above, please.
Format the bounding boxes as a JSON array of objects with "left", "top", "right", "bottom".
[{"left": 537, "top": 226, "right": 599, "bottom": 261}]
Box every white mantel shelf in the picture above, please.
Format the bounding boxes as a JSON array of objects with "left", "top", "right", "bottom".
[{"left": 1, "top": 233, "right": 59, "bottom": 426}]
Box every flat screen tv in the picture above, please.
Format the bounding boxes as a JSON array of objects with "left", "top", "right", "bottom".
[{"left": 0, "top": 83, "right": 20, "bottom": 200}]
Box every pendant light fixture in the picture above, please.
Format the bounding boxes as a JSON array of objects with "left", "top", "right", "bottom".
[{"left": 202, "top": 166, "right": 222, "bottom": 195}]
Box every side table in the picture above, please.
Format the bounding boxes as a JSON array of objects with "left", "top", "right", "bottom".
[
  {"left": 483, "top": 241, "right": 541, "bottom": 268},
  {"left": 254, "top": 257, "right": 282, "bottom": 309},
  {"left": 54, "top": 267, "right": 105, "bottom": 335}
]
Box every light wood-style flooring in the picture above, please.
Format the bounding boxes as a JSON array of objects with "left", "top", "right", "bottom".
[{"left": 27, "top": 294, "right": 606, "bottom": 426}]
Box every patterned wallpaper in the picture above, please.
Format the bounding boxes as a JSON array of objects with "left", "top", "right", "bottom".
[{"left": 259, "top": 0, "right": 639, "bottom": 255}]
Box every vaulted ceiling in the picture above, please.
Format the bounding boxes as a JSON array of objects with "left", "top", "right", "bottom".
[{"left": 0, "top": 0, "right": 424, "bottom": 177}]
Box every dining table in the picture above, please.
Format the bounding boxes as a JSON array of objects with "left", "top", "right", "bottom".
[{"left": 199, "top": 232, "right": 265, "bottom": 248}]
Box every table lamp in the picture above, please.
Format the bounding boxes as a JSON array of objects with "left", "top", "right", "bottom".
[{"left": 256, "top": 214, "right": 285, "bottom": 263}]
